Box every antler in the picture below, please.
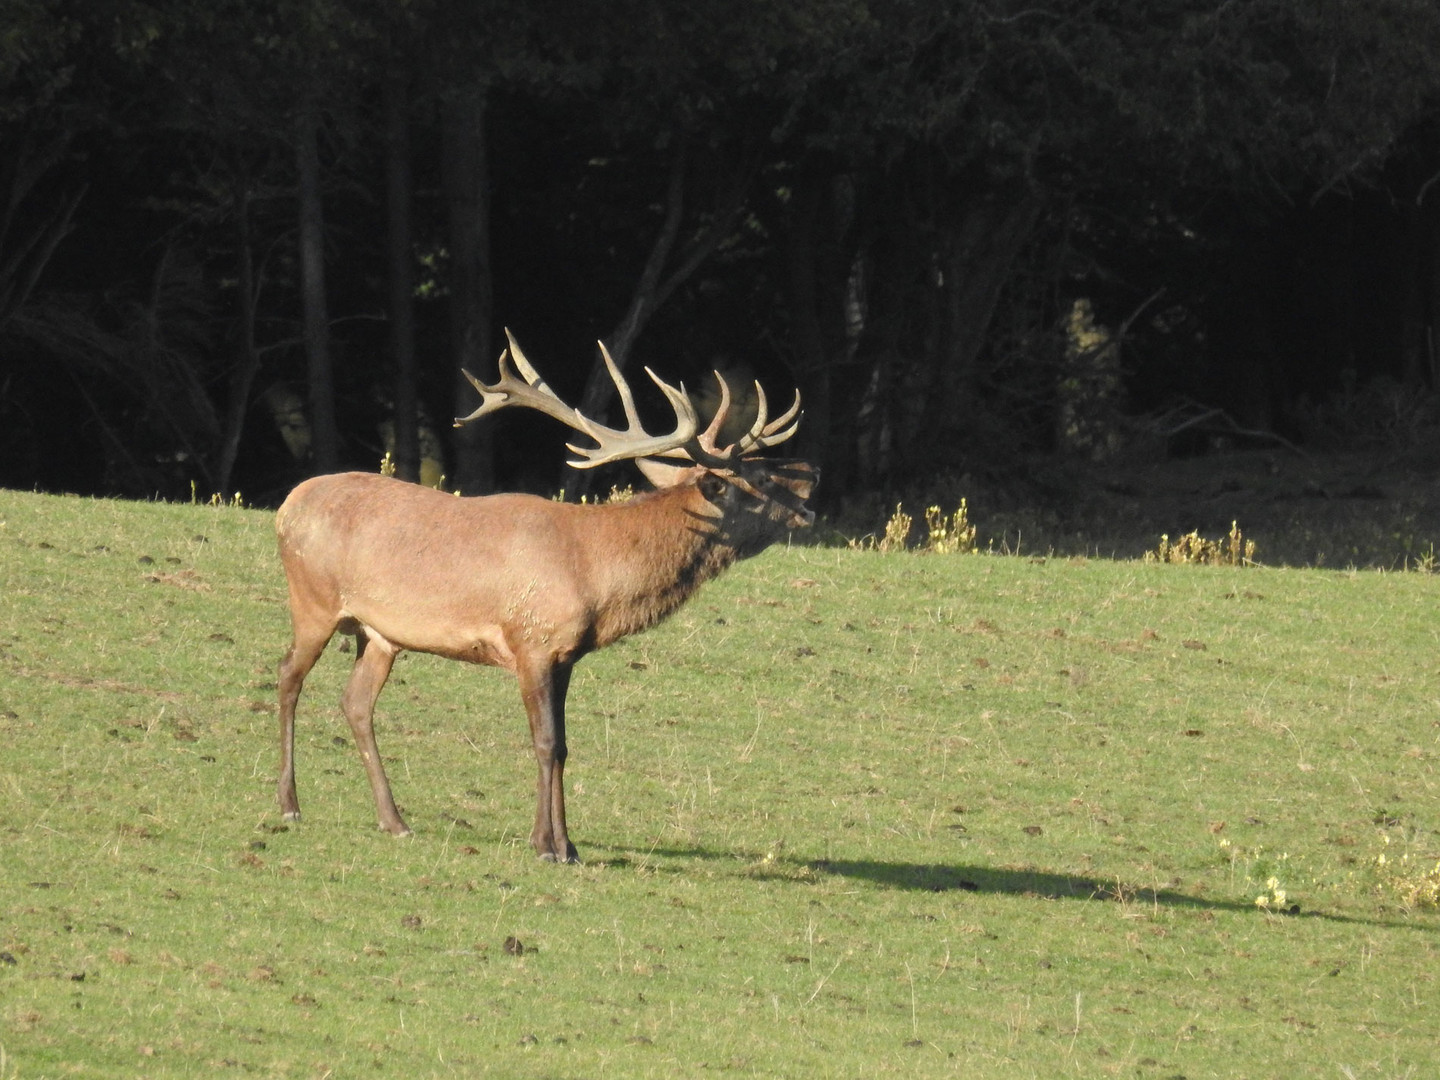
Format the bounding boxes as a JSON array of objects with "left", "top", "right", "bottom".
[
  {"left": 456, "top": 329, "right": 702, "bottom": 469},
  {"left": 687, "top": 373, "right": 803, "bottom": 462},
  {"left": 455, "top": 329, "right": 801, "bottom": 471},
  {"left": 736, "top": 380, "right": 802, "bottom": 455}
]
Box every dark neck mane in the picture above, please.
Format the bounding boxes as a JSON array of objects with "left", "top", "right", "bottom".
[{"left": 588, "top": 486, "right": 737, "bottom": 647}]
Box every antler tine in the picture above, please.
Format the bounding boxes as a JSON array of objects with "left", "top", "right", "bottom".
[
  {"left": 566, "top": 362, "right": 702, "bottom": 469},
  {"left": 737, "top": 385, "right": 802, "bottom": 453},
  {"left": 743, "top": 380, "right": 770, "bottom": 445},
  {"left": 685, "top": 370, "right": 804, "bottom": 462},
  {"left": 453, "top": 347, "right": 561, "bottom": 427},
  {"left": 453, "top": 339, "right": 587, "bottom": 432},
  {"left": 696, "top": 371, "right": 734, "bottom": 454},
  {"left": 597, "top": 341, "right": 643, "bottom": 432},
  {"left": 503, "top": 328, "right": 553, "bottom": 393}
]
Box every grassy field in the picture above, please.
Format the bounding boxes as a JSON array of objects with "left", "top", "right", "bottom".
[{"left": 1, "top": 486, "right": 1438, "bottom": 1079}]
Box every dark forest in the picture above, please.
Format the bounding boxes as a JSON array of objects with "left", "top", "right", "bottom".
[{"left": 3, "top": 0, "right": 1440, "bottom": 511}]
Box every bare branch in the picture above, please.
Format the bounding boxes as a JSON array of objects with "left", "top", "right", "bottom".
[
  {"left": 0, "top": 183, "right": 86, "bottom": 334},
  {"left": 1417, "top": 167, "right": 1440, "bottom": 207}
]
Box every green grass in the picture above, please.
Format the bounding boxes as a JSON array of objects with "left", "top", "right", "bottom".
[{"left": 2, "top": 487, "right": 1438, "bottom": 1078}]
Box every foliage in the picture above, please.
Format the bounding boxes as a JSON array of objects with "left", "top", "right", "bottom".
[
  {"left": 848, "top": 502, "right": 913, "bottom": 552},
  {"left": 877, "top": 502, "right": 912, "bottom": 553},
  {"left": 1374, "top": 846, "right": 1440, "bottom": 909},
  {"left": 1145, "top": 521, "right": 1257, "bottom": 567},
  {"left": 1289, "top": 375, "right": 1440, "bottom": 453},
  {"left": 2, "top": 1, "right": 1440, "bottom": 499},
  {"left": 849, "top": 500, "right": 980, "bottom": 555},
  {"left": 923, "top": 500, "right": 978, "bottom": 554}
]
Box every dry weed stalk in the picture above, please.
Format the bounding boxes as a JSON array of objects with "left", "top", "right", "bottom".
[{"left": 1145, "top": 520, "right": 1256, "bottom": 567}]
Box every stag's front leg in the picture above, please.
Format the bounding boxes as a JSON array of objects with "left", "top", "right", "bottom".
[{"left": 518, "top": 658, "right": 577, "bottom": 862}]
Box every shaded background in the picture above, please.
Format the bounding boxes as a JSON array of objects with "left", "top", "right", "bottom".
[{"left": 3, "top": 0, "right": 1440, "bottom": 517}]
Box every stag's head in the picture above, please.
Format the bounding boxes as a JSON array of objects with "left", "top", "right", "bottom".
[{"left": 456, "top": 330, "right": 817, "bottom": 548}]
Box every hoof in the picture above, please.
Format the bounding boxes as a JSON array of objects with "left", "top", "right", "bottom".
[
  {"left": 538, "top": 850, "right": 581, "bottom": 865},
  {"left": 282, "top": 811, "right": 302, "bottom": 823}
]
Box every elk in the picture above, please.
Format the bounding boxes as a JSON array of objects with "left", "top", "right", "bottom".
[{"left": 274, "top": 330, "right": 817, "bottom": 861}]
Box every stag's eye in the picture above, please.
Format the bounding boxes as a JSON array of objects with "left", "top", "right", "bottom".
[{"left": 697, "top": 473, "right": 727, "bottom": 502}]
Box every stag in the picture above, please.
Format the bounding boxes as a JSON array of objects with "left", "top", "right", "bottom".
[{"left": 274, "top": 331, "right": 816, "bottom": 861}]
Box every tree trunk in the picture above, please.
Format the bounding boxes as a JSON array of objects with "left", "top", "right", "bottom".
[
  {"left": 941, "top": 196, "right": 1041, "bottom": 393},
  {"left": 783, "top": 164, "right": 856, "bottom": 499},
  {"left": 1399, "top": 174, "right": 1440, "bottom": 389},
  {"left": 442, "top": 82, "right": 494, "bottom": 494},
  {"left": 1428, "top": 197, "right": 1440, "bottom": 388},
  {"left": 0, "top": 132, "right": 84, "bottom": 335},
  {"left": 590, "top": 147, "right": 754, "bottom": 414},
  {"left": 845, "top": 180, "right": 920, "bottom": 493},
  {"left": 785, "top": 176, "right": 831, "bottom": 467},
  {"left": 385, "top": 70, "right": 420, "bottom": 483},
  {"left": 576, "top": 147, "right": 690, "bottom": 427},
  {"left": 295, "top": 93, "right": 339, "bottom": 473},
  {"left": 215, "top": 171, "right": 261, "bottom": 495},
  {"left": 908, "top": 192, "right": 1042, "bottom": 467},
  {"left": 567, "top": 143, "right": 753, "bottom": 499}
]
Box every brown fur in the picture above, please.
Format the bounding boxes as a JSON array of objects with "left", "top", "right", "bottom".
[{"left": 275, "top": 463, "right": 815, "bottom": 861}]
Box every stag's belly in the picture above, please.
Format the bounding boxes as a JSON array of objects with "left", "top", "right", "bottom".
[
  {"left": 424, "top": 630, "right": 514, "bottom": 668},
  {"left": 339, "top": 584, "right": 588, "bottom": 672},
  {"left": 340, "top": 602, "right": 514, "bottom": 669}
]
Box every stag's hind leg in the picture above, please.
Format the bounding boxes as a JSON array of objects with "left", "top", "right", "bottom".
[
  {"left": 341, "top": 628, "right": 409, "bottom": 835},
  {"left": 277, "top": 615, "right": 336, "bottom": 823}
]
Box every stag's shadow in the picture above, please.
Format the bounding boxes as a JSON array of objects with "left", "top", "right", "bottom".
[{"left": 589, "top": 843, "right": 1425, "bottom": 930}]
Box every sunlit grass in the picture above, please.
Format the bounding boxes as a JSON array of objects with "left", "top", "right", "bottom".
[{"left": 1, "top": 488, "right": 1437, "bottom": 1078}]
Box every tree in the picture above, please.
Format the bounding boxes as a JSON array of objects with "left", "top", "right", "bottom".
[
  {"left": 761, "top": 0, "right": 1440, "bottom": 486},
  {"left": 383, "top": 61, "right": 420, "bottom": 482},
  {"left": 0, "top": 0, "right": 87, "bottom": 339},
  {"left": 4, "top": 0, "right": 1440, "bottom": 503},
  {"left": 294, "top": 89, "right": 339, "bottom": 473},
  {"left": 439, "top": 80, "right": 495, "bottom": 493}
]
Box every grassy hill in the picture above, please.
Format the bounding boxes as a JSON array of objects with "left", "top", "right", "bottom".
[{"left": 1, "top": 486, "right": 1437, "bottom": 1078}]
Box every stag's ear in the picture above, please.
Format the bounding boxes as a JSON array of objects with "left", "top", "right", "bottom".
[
  {"left": 768, "top": 460, "right": 818, "bottom": 504},
  {"left": 697, "top": 471, "right": 728, "bottom": 504},
  {"left": 636, "top": 457, "right": 696, "bottom": 489}
]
